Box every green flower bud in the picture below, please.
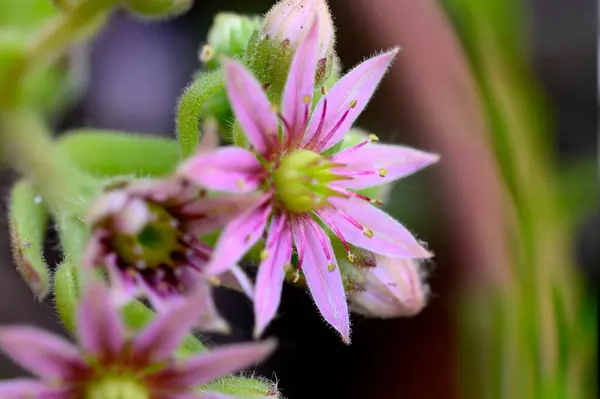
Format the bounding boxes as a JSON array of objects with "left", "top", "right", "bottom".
[
  {"left": 124, "top": 0, "right": 193, "bottom": 20},
  {"left": 201, "top": 13, "right": 262, "bottom": 70}
]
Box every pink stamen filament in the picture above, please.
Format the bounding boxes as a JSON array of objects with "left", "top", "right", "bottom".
[
  {"left": 292, "top": 218, "right": 307, "bottom": 271},
  {"left": 307, "top": 218, "right": 332, "bottom": 260},
  {"left": 335, "top": 208, "right": 365, "bottom": 232},
  {"left": 329, "top": 139, "right": 370, "bottom": 161},
  {"left": 314, "top": 108, "right": 351, "bottom": 152},
  {"left": 279, "top": 113, "right": 294, "bottom": 149},
  {"left": 329, "top": 185, "right": 378, "bottom": 203},
  {"left": 303, "top": 98, "right": 328, "bottom": 150},
  {"left": 316, "top": 210, "right": 350, "bottom": 253}
]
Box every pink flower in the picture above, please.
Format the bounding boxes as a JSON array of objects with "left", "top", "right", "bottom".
[
  {"left": 0, "top": 282, "right": 276, "bottom": 399},
  {"left": 347, "top": 252, "right": 429, "bottom": 318},
  {"left": 180, "top": 15, "right": 438, "bottom": 343},
  {"left": 84, "top": 176, "right": 258, "bottom": 330}
]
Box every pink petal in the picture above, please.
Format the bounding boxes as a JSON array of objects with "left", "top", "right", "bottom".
[
  {"left": 303, "top": 48, "right": 399, "bottom": 152},
  {"left": 328, "top": 196, "right": 431, "bottom": 258},
  {"left": 0, "top": 380, "right": 69, "bottom": 399},
  {"left": 105, "top": 254, "right": 139, "bottom": 307},
  {"left": 292, "top": 218, "right": 350, "bottom": 343},
  {"left": 281, "top": 16, "right": 320, "bottom": 145},
  {"left": 77, "top": 282, "right": 125, "bottom": 361},
  {"left": 0, "top": 327, "right": 84, "bottom": 380},
  {"left": 149, "top": 340, "right": 276, "bottom": 389},
  {"left": 223, "top": 58, "right": 279, "bottom": 154},
  {"left": 182, "top": 193, "right": 264, "bottom": 237},
  {"left": 206, "top": 194, "right": 273, "bottom": 276},
  {"left": 331, "top": 143, "right": 440, "bottom": 189},
  {"left": 253, "top": 212, "right": 293, "bottom": 338},
  {"left": 133, "top": 284, "right": 224, "bottom": 364},
  {"left": 179, "top": 147, "right": 264, "bottom": 193}
]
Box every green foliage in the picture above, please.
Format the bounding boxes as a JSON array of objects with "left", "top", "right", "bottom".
[
  {"left": 8, "top": 181, "right": 50, "bottom": 299},
  {"left": 59, "top": 130, "right": 180, "bottom": 177},
  {"left": 177, "top": 69, "right": 226, "bottom": 158}
]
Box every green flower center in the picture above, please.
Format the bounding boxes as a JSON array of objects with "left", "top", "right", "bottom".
[
  {"left": 85, "top": 376, "right": 149, "bottom": 399},
  {"left": 110, "top": 203, "right": 180, "bottom": 269},
  {"left": 273, "top": 149, "right": 342, "bottom": 213}
]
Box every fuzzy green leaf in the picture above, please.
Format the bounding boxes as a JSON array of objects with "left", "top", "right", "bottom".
[
  {"left": 177, "top": 69, "right": 225, "bottom": 158},
  {"left": 8, "top": 180, "right": 50, "bottom": 299},
  {"left": 59, "top": 130, "right": 180, "bottom": 177}
]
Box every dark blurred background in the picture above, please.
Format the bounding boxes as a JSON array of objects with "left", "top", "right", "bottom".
[{"left": 0, "top": 0, "right": 596, "bottom": 398}]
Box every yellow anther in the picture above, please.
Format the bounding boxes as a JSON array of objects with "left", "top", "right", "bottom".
[
  {"left": 236, "top": 179, "right": 246, "bottom": 189},
  {"left": 379, "top": 168, "right": 388, "bottom": 177},
  {"left": 321, "top": 86, "right": 329, "bottom": 95},
  {"left": 368, "top": 134, "right": 379, "bottom": 142},
  {"left": 363, "top": 228, "right": 374, "bottom": 238},
  {"left": 209, "top": 276, "right": 222, "bottom": 286},
  {"left": 260, "top": 249, "right": 269, "bottom": 261},
  {"left": 371, "top": 199, "right": 383, "bottom": 206},
  {"left": 270, "top": 104, "right": 279, "bottom": 113},
  {"left": 199, "top": 45, "right": 214, "bottom": 62},
  {"left": 347, "top": 252, "right": 356, "bottom": 263},
  {"left": 327, "top": 263, "right": 336, "bottom": 272},
  {"left": 302, "top": 95, "right": 311, "bottom": 104},
  {"left": 349, "top": 99, "right": 357, "bottom": 108},
  {"left": 292, "top": 271, "right": 300, "bottom": 283},
  {"left": 284, "top": 263, "right": 293, "bottom": 272}
]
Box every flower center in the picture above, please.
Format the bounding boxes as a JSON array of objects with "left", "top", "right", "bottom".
[
  {"left": 273, "top": 149, "right": 342, "bottom": 213},
  {"left": 110, "top": 203, "right": 180, "bottom": 269},
  {"left": 85, "top": 376, "right": 149, "bottom": 399}
]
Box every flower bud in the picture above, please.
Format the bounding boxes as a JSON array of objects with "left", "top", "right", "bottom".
[
  {"left": 347, "top": 252, "right": 429, "bottom": 318},
  {"left": 124, "top": 0, "right": 193, "bottom": 20},
  {"left": 202, "top": 13, "right": 262, "bottom": 70},
  {"left": 246, "top": 0, "right": 336, "bottom": 103},
  {"left": 261, "top": 0, "right": 335, "bottom": 61}
]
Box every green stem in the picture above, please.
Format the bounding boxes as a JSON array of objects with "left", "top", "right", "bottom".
[
  {"left": 176, "top": 69, "right": 225, "bottom": 158},
  {"left": 0, "top": 108, "right": 101, "bottom": 217}
]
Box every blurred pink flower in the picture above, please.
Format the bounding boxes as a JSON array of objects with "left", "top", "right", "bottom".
[
  {"left": 0, "top": 282, "right": 275, "bottom": 399},
  {"left": 84, "top": 176, "right": 258, "bottom": 330}
]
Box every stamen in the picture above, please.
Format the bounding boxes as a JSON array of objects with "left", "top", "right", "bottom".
[
  {"left": 368, "top": 134, "right": 379, "bottom": 142},
  {"left": 327, "top": 263, "right": 336, "bottom": 272},
  {"left": 279, "top": 113, "right": 294, "bottom": 147},
  {"left": 316, "top": 210, "right": 350, "bottom": 253},
  {"left": 302, "top": 95, "right": 311, "bottom": 104},
  {"left": 329, "top": 186, "right": 383, "bottom": 205},
  {"left": 315, "top": 108, "right": 351, "bottom": 150},
  {"left": 270, "top": 104, "right": 279, "bottom": 113},
  {"left": 304, "top": 98, "right": 328, "bottom": 150},
  {"left": 321, "top": 86, "right": 328, "bottom": 95},
  {"left": 363, "top": 228, "right": 374, "bottom": 238},
  {"left": 349, "top": 99, "right": 357, "bottom": 108},
  {"left": 379, "top": 168, "right": 388, "bottom": 177},
  {"left": 330, "top": 139, "right": 370, "bottom": 161},
  {"left": 347, "top": 252, "right": 357, "bottom": 263},
  {"left": 292, "top": 271, "right": 300, "bottom": 283},
  {"left": 307, "top": 218, "right": 333, "bottom": 261},
  {"left": 199, "top": 45, "right": 214, "bottom": 62},
  {"left": 260, "top": 249, "right": 269, "bottom": 261},
  {"left": 209, "top": 276, "right": 222, "bottom": 286},
  {"left": 262, "top": 82, "right": 271, "bottom": 92}
]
